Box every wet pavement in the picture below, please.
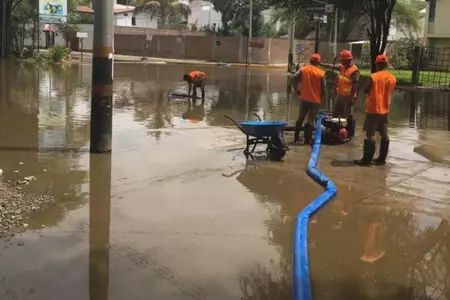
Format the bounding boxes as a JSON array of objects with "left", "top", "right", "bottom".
[{"left": 0, "top": 61, "right": 450, "bottom": 300}]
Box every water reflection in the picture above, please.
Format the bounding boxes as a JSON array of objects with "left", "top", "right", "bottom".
[
  {"left": 89, "top": 153, "right": 111, "bottom": 300},
  {"left": 236, "top": 157, "right": 450, "bottom": 300},
  {"left": 0, "top": 61, "right": 449, "bottom": 299}
]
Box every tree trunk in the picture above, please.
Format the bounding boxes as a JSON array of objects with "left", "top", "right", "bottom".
[
  {"left": 339, "top": 8, "right": 364, "bottom": 42},
  {"left": 366, "top": 0, "right": 397, "bottom": 73}
]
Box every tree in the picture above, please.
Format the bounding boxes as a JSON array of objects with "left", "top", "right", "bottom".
[
  {"left": 260, "top": 21, "right": 278, "bottom": 38},
  {"left": 56, "top": 22, "right": 79, "bottom": 47},
  {"left": 364, "top": 0, "right": 397, "bottom": 72},
  {"left": 272, "top": 8, "right": 314, "bottom": 39},
  {"left": 0, "top": 0, "right": 30, "bottom": 56},
  {"left": 267, "top": 0, "right": 366, "bottom": 41},
  {"left": 392, "top": 0, "right": 426, "bottom": 38},
  {"left": 210, "top": 0, "right": 268, "bottom": 36},
  {"left": 134, "top": 0, "right": 191, "bottom": 29}
]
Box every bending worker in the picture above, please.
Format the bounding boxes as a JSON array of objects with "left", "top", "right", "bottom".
[
  {"left": 183, "top": 71, "right": 207, "bottom": 102},
  {"left": 354, "top": 55, "right": 396, "bottom": 166},
  {"left": 291, "top": 53, "right": 327, "bottom": 144},
  {"left": 322, "top": 50, "right": 359, "bottom": 133}
]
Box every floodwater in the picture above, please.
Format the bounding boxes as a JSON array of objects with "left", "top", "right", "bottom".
[{"left": 0, "top": 60, "right": 450, "bottom": 300}]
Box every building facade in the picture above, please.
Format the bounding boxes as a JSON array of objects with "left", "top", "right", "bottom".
[{"left": 425, "top": 0, "right": 450, "bottom": 47}]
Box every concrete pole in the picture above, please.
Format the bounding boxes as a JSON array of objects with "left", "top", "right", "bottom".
[
  {"left": 247, "top": 0, "right": 253, "bottom": 65},
  {"left": 1, "top": 1, "right": 7, "bottom": 58},
  {"left": 90, "top": 0, "right": 114, "bottom": 153},
  {"left": 288, "top": 19, "right": 295, "bottom": 72},
  {"left": 333, "top": 8, "right": 338, "bottom": 58},
  {"left": 314, "top": 19, "right": 320, "bottom": 53}
]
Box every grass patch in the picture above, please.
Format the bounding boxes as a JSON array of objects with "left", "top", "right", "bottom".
[
  {"left": 360, "top": 69, "right": 450, "bottom": 87},
  {"left": 360, "top": 69, "right": 412, "bottom": 85}
]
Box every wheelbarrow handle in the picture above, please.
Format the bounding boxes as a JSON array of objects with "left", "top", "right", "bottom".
[
  {"left": 253, "top": 113, "right": 262, "bottom": 121},
  {"left": 224, "top": 115, "right": 246, "bottom": 134}
]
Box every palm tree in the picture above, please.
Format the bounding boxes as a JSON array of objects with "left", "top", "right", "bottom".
[{"left": 134, "top": 0, "right": 191, "bottom": 29}]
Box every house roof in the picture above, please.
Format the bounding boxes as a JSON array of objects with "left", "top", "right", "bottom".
[{"left": 74, "top": 5, "right": 135, "bottom": 15}]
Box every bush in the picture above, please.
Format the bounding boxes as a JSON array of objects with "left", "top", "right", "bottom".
[
  {"left": 46, "top": 45, "right": 70, "bottom": 63},
  {"left": 387, "top": 38, "right": 420, "bottom": 69},
  {"left": 13, "top": 46, "right": 37, "bottom": 59},
  {"left": 361, "top": 42, "right": 371, "bottom": 69}
]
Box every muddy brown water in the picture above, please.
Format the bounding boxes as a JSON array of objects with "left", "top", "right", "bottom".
[{"left": 0, "top": 60, "right": 450, "bottom": 300}]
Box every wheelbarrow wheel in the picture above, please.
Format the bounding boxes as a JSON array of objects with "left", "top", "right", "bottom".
[{"left": 268, "top": 144, "right": 286, "bottom": 161}]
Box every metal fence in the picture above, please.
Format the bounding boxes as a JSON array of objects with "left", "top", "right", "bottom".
[{"left": 415, "top": 46, "right": 450, "bottom": 87}]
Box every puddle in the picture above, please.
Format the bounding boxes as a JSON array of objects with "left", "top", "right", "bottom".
[{"left": 0, "top": 61, "right": 449, "bottom": 299}]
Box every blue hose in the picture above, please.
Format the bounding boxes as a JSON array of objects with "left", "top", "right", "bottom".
[{"left": 293, "top": 114, "right": 337, "bottom": 300}]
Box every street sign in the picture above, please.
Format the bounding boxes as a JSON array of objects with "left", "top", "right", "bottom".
[
  {"left": 39, "top": 0, "right": 67, "bottom": 23},
  {"left": 305, "top": 5, "right": 325, "bottom": 12},
  {"left": 325, "top": 4, "right": 334, "bottom": 13},
  {"left": 76, "top": 32, "right": 88, "bottom": 38}
]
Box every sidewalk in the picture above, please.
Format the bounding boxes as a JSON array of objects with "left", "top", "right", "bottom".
[{"left": 70, "top": 51, "right": 288, "bottom": 69}]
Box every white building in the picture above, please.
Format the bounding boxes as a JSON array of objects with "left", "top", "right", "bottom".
[
  {"left": 188, "top": 0, "right": 222, "bottom": 29},
  {"left": 74, "top": 1, "right": 157, "bottom": 28}
]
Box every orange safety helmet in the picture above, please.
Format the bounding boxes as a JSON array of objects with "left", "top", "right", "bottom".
[
  {"left": 339, "top": 50, "right": 354, "bottom": 60},
  {"left": 375, "top": 54, "right": 389, "bottom": 64},
  {"left": 310, "top": 53, "right": 321, "bottom": 62}
]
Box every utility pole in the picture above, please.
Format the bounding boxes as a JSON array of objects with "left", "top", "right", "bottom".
[
  {"left": 288, "top": 19, "right": 295, "bottom": 72},
  {"left": 90, "top": 0, "right": 114, "bottom": 153},
  {"left": 1, "top": 0, "right": 7, "bottom": 58},
  {"left": 333, "top": 8, "right": 338, "bottom": 58},
  {"left": 314, "top": 18, "right": 320, "bottom": 53},
  {"left": 247, "top": 0, "right": 253, "bottom": 65}
]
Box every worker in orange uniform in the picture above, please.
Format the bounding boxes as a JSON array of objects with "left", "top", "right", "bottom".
[
  {"left": 291, "top": 53, "right": 327, "bottom": 144},
  {"left": 354, "top": 55, "right": 396, "bottom": 166},
  {"left": 321, "top": 50, "right": 359, "bottom": 136},
  {"left": 183, "top": 71, "right": 207, "bottom": 103}
]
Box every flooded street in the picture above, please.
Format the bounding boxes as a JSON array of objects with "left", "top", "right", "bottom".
[{"left": 0, "top": 61, "right": 450, "bottom": 300}]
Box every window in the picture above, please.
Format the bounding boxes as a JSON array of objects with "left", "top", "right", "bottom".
[
  {"left": 132, "top": 17, "right": 136, "bottom": 26},
  {"left": 429, "top": 0, "right": 436, "bottom": 23}
]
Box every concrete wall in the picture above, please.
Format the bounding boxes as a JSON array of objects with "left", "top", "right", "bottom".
[{"left": 114, "top": 34, "right": 347, "bottom": 64}]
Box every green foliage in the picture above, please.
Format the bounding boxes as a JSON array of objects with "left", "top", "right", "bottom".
[
  {"left": 388, "top": 38, "right": 421, "bottom": 69},
  {"left": 200, "top": 24, "right": 216, "bottom": 33},
  {"left": 13, "top": 46, "right": 36, "bottom": 59},
  {"left": 46, "top": 45, "right": 71, "bottom": 63},
  {"left": 260, "top": 22, "right": 278, "bottom": 38},
  {"left": 190, "top": 21, "right": 199, "bottom": 31},
  {"left": 210, "top": 0, "right": 268, "bottom": 36},
  {"left": 134, "top": 0, "right": 191, "bottom": 28},
  {"left": 68, "top": 0, "right": 93, "bottom": 24},
  {"left": 56, "top": 22, "right": 79, "bottom": 46},
  {"left": 392, "top": 0, "right": 426, "bottom": 37},
  {"left": 272, "top": 8, "right": 314, "bottom": 39},
  {"left": 361, "top": 42, "right": 371, "bottom": 69}
]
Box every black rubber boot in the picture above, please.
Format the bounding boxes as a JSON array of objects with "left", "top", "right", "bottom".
[
  {"left": 304, "top": 124, "right": 313, "bottom": 144},
  {"left": 347, "top": 115, "right": 355, "bottom": 138},
  {"left": 354, "top": 139, "right": 375, "bottom": 166},
  {"left": 373, "top": 139, "right": 390, "bottom": 165},
  {"left": 294, "top": 121, "right": 302, "bottom": 143}
]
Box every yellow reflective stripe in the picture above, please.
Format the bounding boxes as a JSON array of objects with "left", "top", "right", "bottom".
[{"left": 338, "top": 75, "right": 352, "bottom": 82}]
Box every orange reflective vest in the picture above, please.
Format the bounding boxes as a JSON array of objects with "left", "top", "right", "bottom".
[
  {"left": 189, "top": 71, "right": 207, "bottom": 79},
  {"left": 337, "top": 65, "right": 359, "bottom": 97},
  {"left": 366, "top": 70, "right": 397, "bottom": 115},
  {"left": 299, "top": 65, "right": 325, "bottom": 104}
]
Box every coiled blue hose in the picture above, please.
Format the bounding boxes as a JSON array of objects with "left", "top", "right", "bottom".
[{"left": 293, "top": 114, "right": 338, "bottom": 300}]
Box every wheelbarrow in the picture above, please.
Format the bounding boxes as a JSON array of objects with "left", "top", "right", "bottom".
[{"left": 225, "top": 114, "right": 289, "bottom": 161}]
